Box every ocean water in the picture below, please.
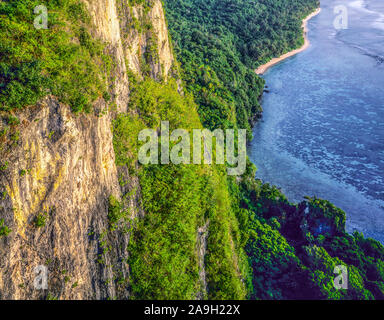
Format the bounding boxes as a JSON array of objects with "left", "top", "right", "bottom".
[{"left": 249, "top": 0, "right": 384, "bottom": 242}]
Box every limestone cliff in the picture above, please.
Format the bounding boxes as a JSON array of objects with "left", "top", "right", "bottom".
[{"left": 0, "top": 0, "right": 175, "bottom": 300}]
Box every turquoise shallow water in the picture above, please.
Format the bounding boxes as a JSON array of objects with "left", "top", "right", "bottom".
[{"left": 249, "top": 0, "right": 384, "bottom": 242}]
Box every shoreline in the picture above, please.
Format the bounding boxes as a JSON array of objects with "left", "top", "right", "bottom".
[{"left": 255, "top": 7, "right": 321, "bottom": 75}]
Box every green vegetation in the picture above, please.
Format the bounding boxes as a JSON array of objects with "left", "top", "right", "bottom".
[
  {"left": 46, "top": 293, "right": 58, "bottom": 300},
  {"left": 108, "top": 195, "right": 130, "bottom": 231},
  {"left": 113, "top": 78, "right": 246, "bottom": 299},
  {"left": 128, "top": 0, "right": 153, "bottom": 8},
  {"left": 0, "top": 162, "right": 8, "bottom": 171},
  {"left": 0, "top": 0, "right": 112, "bottom": 112},
  {"left": 0, "top": 219, "right": 11, "bottom": 237},
  {"left": 235, "top": 167, "right": 384, "bottom": 299},
  {"left": 5, "top": 115, "right": 20, "bottom": 126},
  {"left": 162, "top": 0, "right": 384, "bottom": 300},
  {"left": 34, "top": 211, "right": 48, "bottom": 228},
  {"left": 0, "top": 190, "right": 7, "bottom": 201}
]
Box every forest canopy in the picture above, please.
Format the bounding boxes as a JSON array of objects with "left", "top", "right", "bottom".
[{"left": 163, "top": 0, "right": 319, "bottom": 136}]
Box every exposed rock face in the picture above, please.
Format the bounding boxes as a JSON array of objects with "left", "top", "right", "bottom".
[
  {"left": 83, "top": 0, "right": 130, "bottom": 113},
  {"left": 148, "top": 0, "right": 174, "bottom": 79},
  {"left": 0, "top": 97, "right": 128, "bottom": 299},
  {"left": 0, "top": 0, "right": 174, "bottom": 300},
  {"left": 116, "top": 0, "right": 175, "bottom": 80},
  {"left": 196, "top": 221, "right": 209, "bottom": 300}
]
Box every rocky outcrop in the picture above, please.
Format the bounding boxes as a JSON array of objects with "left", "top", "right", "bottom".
[
  {"left": 196, "top": 221, "right": 209, "bottom": 300},
  {"left": 0, "top": 0, "right": 174, "bottom": 300},
  {"left": 0, "top": 97, "right": 129, "bottom": 299},
  {"left": 83, "top": 0, "right": 130, "bottom": 112},
  {"left": 116, "top": 0, "right": 175, "bottom": 80}
]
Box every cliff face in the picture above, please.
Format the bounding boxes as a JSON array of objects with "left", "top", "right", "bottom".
[
  {"left": 0, "top": 97, "right": 125, "bottom": 299},
  {"left": 0, "top": 0, "right": 174, "bottom": 300}
]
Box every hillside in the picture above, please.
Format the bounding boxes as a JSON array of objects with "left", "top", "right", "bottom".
[{"left": 0, "top": 0, "right": 383, "bottom": 300}]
